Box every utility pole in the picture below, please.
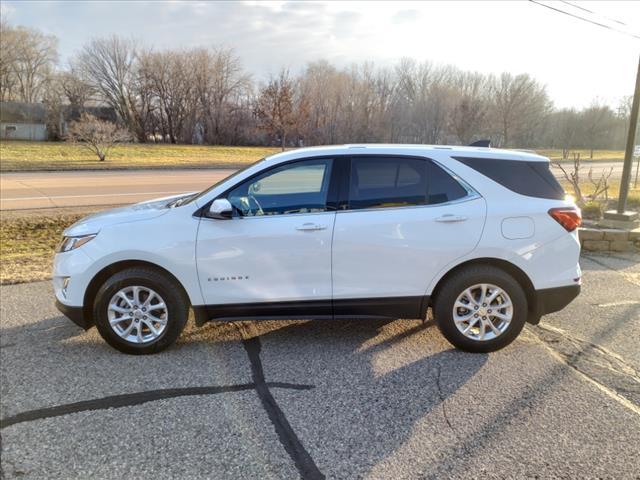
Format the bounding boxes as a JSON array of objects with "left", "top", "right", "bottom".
[{"left": 616, "top": 55, "right": 640, "bottom": 214}]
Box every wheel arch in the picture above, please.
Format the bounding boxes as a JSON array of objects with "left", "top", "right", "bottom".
[
  {"left": 82, "top": 260, "right": 191, "bottom": 327},
  {"left": 429, "top": 257, "right": 541, "bottom": 324}
]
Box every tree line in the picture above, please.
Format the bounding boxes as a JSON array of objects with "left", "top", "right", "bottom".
[{"left": 0, "top": 20, "right": 632, "bottom": 151}]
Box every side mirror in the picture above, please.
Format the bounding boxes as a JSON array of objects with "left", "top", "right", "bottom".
[{"left": 207, "top": 198, "right": 233, "bottom": 219}]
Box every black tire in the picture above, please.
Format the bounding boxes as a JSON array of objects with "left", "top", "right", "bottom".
[
  {"left": 434, "top": 265, "right": 527, "bottom": 353},
  {"left": 93, "top": 267, "right": 189, "bottom": 354}
]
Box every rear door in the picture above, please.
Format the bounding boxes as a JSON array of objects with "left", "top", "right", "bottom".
[{"left": 331, "top": 155, "right": 486, "bottom": 317}]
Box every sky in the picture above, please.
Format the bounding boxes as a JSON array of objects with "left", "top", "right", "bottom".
[{"left": 2, "top": 0, "right": 639, "bottom": 110}]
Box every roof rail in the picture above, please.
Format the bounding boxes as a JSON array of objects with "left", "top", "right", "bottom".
[{"left": 469, "top": 139, "right": 491, "bottom": 148}]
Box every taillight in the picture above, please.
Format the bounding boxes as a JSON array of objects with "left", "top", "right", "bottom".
[{"left": 548, "top": 207, "right": 582, "bottom": 232}]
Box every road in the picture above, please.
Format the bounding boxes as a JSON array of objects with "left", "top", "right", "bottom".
[
  {"left": 0, "top": 161, "right": 628, "bottom": 210},
  {"left": 0, "top": 170, "right": 235, "bottom": 210},
  {"left": 1, "top": 253, "right": 639, "bottom": 479}
]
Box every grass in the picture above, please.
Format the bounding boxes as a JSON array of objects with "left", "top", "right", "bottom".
[
  {"left": 557, "top": 180, "right": 640, "bottom": 212},
  {"left": 0, "top": 141, "right": 627, "bottom": 172},
  {"left": 0, "top": 207, "right": 104, "bottom": 285},
  {"left": 536, "top": 149, "right": 624, "bottom": 163},
  {"left": 0, "top": 140, "right": 281, "bottom": 172}
]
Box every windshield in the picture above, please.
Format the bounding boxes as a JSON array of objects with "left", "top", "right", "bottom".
[{"left": 177, "top": 157, "right": 268, "bottom": 207}]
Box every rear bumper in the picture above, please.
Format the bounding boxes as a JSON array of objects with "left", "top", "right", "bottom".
[
  {"left": 527, "top": 284, "right": 580, "bottom": 324},
  {"left": 55, "top": 299, "right": 92, "bottom": 330}
]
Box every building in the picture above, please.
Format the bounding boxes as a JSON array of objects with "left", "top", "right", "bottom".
[
  {"left": 0, "top": 101, "right": 48, "bottom": 140},
  {"left": 0, "top": 101, "right": 117, "bottom": 141}
]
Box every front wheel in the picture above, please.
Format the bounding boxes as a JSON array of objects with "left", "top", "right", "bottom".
[
  {"left": 434, "top": 265, "right": 528, "bottom": 353},
  {"left": 93, "top": 267, "right": 189, "bottom": 354}
]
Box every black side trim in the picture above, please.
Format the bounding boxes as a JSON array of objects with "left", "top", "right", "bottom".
[
  {"left": 333, "top": 296, "right": 426, "bottom": 319},
  {"left": 198, "top": 296, "right": 429, "bottom": 324},
  {"left": 204, "top": 299, "right": 333, "bottom": 321},
  {"left": 529, "top": 285, "right": 581, "bottom": 324},
  {"left": 55, "top": 300, "right": 92, "bottom": 330}
]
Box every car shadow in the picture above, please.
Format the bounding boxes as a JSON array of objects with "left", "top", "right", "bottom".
[
  {"left": 0, "top": 315, "right": 84, "bottom": 349},
  {"left": 220, "top": 317, "right": 489, "bottom": 478},
  {"left": 2, "top": 312, "right": 488, "bottom": 478}
]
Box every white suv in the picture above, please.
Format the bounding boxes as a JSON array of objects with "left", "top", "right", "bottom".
[{"left": 53, "top": 145, "right": 581, "bottom": 354}]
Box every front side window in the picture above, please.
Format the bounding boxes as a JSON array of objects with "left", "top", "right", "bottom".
[{"left": 227, "top": 159, "right": 333, "bottom": 216}]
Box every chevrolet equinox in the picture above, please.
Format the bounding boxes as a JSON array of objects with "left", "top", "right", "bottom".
[{"left": 53, "top": 145, "right": 582, "bottom": 354}]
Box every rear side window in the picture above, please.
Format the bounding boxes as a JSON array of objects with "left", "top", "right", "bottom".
[
  {"left": 349, "top": 157, "right": 427, "bottom": 209},
  {"left": 427, "top": 162, "right": 468, "bottom": 204},
  {"left": 453, "top": 157, "right": 565, "bottom": 200},
  {"left": 348, "top": 157, "right": 468, "bottom": 210}
]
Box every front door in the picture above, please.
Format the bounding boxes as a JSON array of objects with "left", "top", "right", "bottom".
[{"left": 196, "top": 158, "right": 335, "bottom": 315}]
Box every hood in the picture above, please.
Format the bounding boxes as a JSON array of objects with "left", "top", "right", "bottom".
[{"left": 64, "top": 192, "right": 197, "bottom": 236}]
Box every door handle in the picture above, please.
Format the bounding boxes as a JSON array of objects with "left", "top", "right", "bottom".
[
  {"left": 435, "top": 214, "right": 467, "bottom": 223},
  {"left": 296, "top": 223, "right": 327, "bottom": 231}
]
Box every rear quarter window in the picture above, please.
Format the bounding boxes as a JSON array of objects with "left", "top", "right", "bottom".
[{"left": 453, "top": 157, "right": 565, "bottom": 200}]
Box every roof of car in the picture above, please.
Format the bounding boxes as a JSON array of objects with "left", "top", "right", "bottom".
[{"left": 264, "top": 144, "right": 549, "bottom": 165}]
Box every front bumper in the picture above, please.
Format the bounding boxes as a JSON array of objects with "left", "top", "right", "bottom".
[
  {"left": 527, "top": 284, "right": 581, "bottom": 324},
  {"left": 55, "top": 299, "right": 92, "bottom": 330}
]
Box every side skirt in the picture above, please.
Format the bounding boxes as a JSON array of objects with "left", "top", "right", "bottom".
[{"left": 193, "top": 296, "right": 429, "bottom": 326}]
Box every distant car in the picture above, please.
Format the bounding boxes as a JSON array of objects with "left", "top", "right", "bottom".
[{"left": 53, "top": 144, "right": 581, "bottom": 354}]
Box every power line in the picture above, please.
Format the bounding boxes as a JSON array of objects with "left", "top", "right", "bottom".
[
  {"left": 529, "top": 0, "right": 640, "bottom": 40},
  {"left": 559, "top": 0, "right": 627, "bottom": 27}
]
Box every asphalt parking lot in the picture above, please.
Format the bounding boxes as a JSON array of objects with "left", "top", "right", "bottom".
[{"left": 1, "top": 253, "right": 639, "bottom": 479}]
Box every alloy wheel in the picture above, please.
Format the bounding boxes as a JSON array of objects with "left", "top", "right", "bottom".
[
  {"left": 452, "top": 283, "right": 513, "bottom": 341},
  {"left": 107, "top": 286, "right": 168, "bottom": 344}
]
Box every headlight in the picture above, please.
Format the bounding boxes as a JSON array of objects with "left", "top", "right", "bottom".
[{"left": 56, "top": 234, "right": 97, "bottom": 253}]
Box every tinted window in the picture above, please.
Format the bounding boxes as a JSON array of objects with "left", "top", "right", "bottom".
[
  {"left": 427, "top": 161, "right": 468, "bottom": 204},
  {"left": 348, "top": 157, "right": 470, "bottom": 210},
  {"left": 453, "top": 157, "right": 565, "bottom": 200},
  {"left": 349, "top": 157, "right": 428, "bottom": 210},
  {"left": 227, "top": 159, "right": 333, "bottom": 216}
]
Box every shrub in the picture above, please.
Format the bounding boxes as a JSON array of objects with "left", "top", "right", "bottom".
[{"left": 581, "top": 201, "right": 604, "bottom": 220}]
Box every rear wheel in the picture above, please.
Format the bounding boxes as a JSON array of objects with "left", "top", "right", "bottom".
[
  {"left": 93, "top": 267, "right": 189, "bottom": 354},
  {"left": 434, "top": 265, "right": 527, "bottom": 353}
]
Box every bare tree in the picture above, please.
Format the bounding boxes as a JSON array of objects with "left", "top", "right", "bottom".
[
  {"left": 192, "top": 47, "right": 251, "bottom": 144},
  {"left": 0, "top": 20, "right": 20, "bottom": 101},
  {"left": 450, "top": 72, "right": 489, "bottom": 144},
  {"left": 66, "top": 113, "right": 131, "bottom": 161},
  {"left": 18, "top": 29, "right": 624, "bottom": 151},
  {"left": 76, "top": 36, "right": 146, "bottom": 141},
  {"left": 581, "top": 102, "right": 614, "bottom": 158},
  {"left": 0, "top": 21, "right": 57, "bottom": 102},
  {"left": 138, "top": 49, "right": 196, "bottom": 143},
  {"left": 58, "top": 64, "right": 95, "bottom": 116},
  {"left": 552, "top": 152, "right": 614, "bottom": 205},
  {"left": 490, "top": 73, "right": 551, "bottom": 147},
  {"left": 254, "top": 70, "right": 306, "bottom": 150}
]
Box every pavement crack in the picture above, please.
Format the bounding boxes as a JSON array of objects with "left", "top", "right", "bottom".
[
  {"left": 237, "top": 323, "right": 325, "bottom": 480},
  {"left": 435, "top": 362, "right": 468, "bottom": 454},
  {"left": 0, "top": 382, "right": 314, "bottom": 430},
  {"left": 528, "top": 323, "right": 640, "bottom": 414},
  {"left": 15, "top": 180, "right": 58, "bottom": 208}
]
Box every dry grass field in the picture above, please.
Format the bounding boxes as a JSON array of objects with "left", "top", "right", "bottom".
[
  {"left": 0, "top": 207, "right": 103, "bottom": 284},
  {"left": 0, "top": 141, "right": 627, "bottom": 172},
  {"left": 0, "top": 141, "right": 280, "bottom": 172}
]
